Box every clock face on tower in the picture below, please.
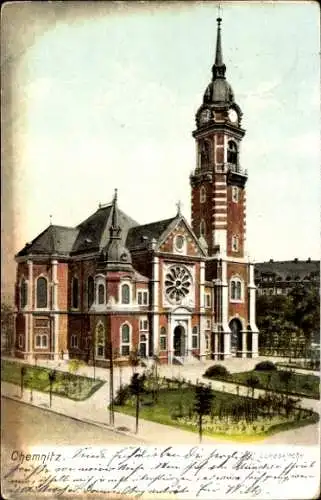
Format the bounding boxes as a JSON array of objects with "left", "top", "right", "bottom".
[
  {"left": 200, "top": 108, "right": 211, "bottom": 125},
  {"left": 228, "top": 108, "right": 238, "bottom": 124}
]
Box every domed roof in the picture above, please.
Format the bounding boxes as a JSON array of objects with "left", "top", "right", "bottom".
[
  {"left": 197, "top": 18, "right": 237, "bottom": 115},
  {"left": 204, "top": 79, "right": 234, "bottom": 106}
]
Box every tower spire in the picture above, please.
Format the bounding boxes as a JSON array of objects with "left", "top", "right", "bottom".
[
  {"left": 110, "top": 188, "right": 121, "bottom": 239},
  {"left": 212, "top": 16, "right": 226, "bottom": 79}
]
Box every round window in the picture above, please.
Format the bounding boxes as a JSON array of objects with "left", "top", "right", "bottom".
[
  {"left": 175, "top": 235, "right": 185, "bottom": 251},
  {"left": 165, "top": 265, "right": 191, "bottom": 303}
]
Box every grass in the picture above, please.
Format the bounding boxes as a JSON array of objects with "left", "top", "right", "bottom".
[
  {"left": 114, "top": 383, "right": 319, "bottom": 441},
  {"left": 1, "top": 360, "right": 105, "bottom": 401},
  {"left": 204, "top": 369, "right": 320, "bottom": 399}
]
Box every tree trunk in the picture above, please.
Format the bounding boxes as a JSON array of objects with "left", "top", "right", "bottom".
[
  {"left": 199, "top": 413, "right": 202, "bottom": 443},
  {"left": 109, "top": 343, "right": 114, "bottom": 426},
  {"left": 135, "top": 394, "right": 139, "bottom": 434}
]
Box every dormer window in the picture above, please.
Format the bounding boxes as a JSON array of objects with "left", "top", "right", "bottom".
[
  {"left": 121, "top": 284, "right": 130, "bottom": 304},
  {"left": 98, "top": 284, "right": 105, "bottom": 305},
  {"left": 227, "top": 140, "right": 238, "bottom": 165}
]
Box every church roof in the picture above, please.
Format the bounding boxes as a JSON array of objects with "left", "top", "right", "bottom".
[
  {"left": 126, "top": 217, "right": 177, "bottom": 250},
  {"left": 16, "top": 225, "right": 78, "bottom": 257},
  {"left": 71, "top": 204, "right": 138, "bottom": 255}
]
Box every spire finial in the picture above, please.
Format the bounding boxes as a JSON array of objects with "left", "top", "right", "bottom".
[
  {"left": 217, "top": 3, "right": 222, "bottom": 20},
  {"left": 212, "top": 9, "right": 226, "bottom": 79},
  {"left": 110, "top": 188, "right": 121, "bottom": 239},
  {"left": 49, "top": 214, "right": 53, "bottom": 226},
  {"left": 176, "top": 200, "right": 182, "bottom": 216}
]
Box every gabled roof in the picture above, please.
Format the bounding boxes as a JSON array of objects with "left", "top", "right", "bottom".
[
  {"left": 16, "top": 225, "right": 78, "bottom": 257},
  {"left": 71, "top": 204, "right": 138, "bottom": 255},
  {"left": 127, "top": 214, "right": 207, "bottom": 257},
  {"left": 126, "top": 217, "right": 176, "bottom": 251}
]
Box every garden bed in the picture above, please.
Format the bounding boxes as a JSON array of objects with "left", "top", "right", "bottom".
[
  {"left": 203, "top": 367, "right": 320, "bottom": 399},
  {"left": 276, "top": 361, "right": 320, "bottom": 372},
  {"left": 1, "top": 360, "right": 105, "bottom": 401},
  {"left": 113, "top": 379, "right": 319, "bottom": 441}
]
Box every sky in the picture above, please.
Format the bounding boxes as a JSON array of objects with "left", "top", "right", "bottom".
[{"left": 2, "top": 1, "right": 320, "bottom": 299}]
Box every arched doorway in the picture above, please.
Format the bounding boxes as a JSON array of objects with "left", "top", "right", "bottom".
[
  {"left": 173, "top": 325, "right": 186, "bottom": 357},
  {"left": 229, "top": 318, "right": 242, "bottom": 356}
]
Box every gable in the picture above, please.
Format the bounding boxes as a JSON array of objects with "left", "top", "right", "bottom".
[{"left": 158, "top": 218, "right": 205, "bottom": 257}]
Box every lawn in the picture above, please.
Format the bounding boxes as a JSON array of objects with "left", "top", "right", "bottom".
[
  {"left": 204, "top": 369, "right": 320, "bottom": 399},
  {"left": 114, "top": 378, "right": 319, "bottom": 441},
  {"left": 1, "top": 360, "right": 105, "bottom": 401}
]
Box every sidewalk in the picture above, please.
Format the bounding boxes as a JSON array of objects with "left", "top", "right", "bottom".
[{"left": 1, "top": 355, "right": 320, "bottom": 445}]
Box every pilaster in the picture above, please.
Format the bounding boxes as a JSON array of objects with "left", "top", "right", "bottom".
[{"left": 152, "top": 255, "right": 159, "bottom": 354}]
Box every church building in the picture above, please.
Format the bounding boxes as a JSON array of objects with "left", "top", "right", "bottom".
[{"left": 14, "top": 18, "right": 259, "bottom": 365}]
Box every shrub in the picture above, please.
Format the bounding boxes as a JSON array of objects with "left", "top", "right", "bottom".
[
  {"left": 204, "top": 364, "right": 229, "bottom": 379},
  {"left": 114, "top": 385, "right": 130, "bottom": 406},
  {"left": 254, "top": 361, "right": 277, "bottom": 372}
]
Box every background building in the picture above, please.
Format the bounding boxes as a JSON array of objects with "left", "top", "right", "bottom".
[
  {"left": 255, "top": 259, "right": 319, "bottom": 296},
  {"left": 13, "top": 18, "right": 258, "bottom": 365}
]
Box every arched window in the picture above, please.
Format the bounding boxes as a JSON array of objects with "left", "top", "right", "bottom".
[
  {"left": 95, "top": 322, "right": 105, "bottom": 358},
  {"left": 199, "top": 140, "right": 211, "bottom": 170},
  {"left": 87, "top": 276, "right": 94, "bottom": 308},
  {"left": 98, "top": 284, "right": 105, "bottom": 305},
  {"left": 72, "top": 277, "right": 79, "bottom": 309},
  {"left": 160, "top": 326, "right": 167, "bottom": 351},
  {"left": 36, "top": 277, "right": 47, "bottom": 308},
  {"left": 20, "top": 278, "right": 28, "bottom": 308},
  {"left": 121, "top": 323, "right": 130, "bottom": 356},
  {"left": 121, "top": 284, "right": 130, "bottom": 304},
  {"left": 200, "top": 219, "right": 206, "bottom": 237},
  {"left": 232, "top": 186, "right": 239, "bottom": 203},
  {"left": 200, "top": 186, "right": 206, "bottom": 203},
  {"left": 230, "top": 277, "right": 243, "bottom": 301},
  {"left": 232, "top": 235, "right": 239, "bottom": 252},
  {"left": 227, "top": 140, "right": 238, "bottom": 165},
  {"left": 192, "top": 326, "right": 199, "bottom": 349}
]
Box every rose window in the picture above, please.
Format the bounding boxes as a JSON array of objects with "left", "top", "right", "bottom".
[{"left": 165, "top": 266, "right": 191, "bottom": 303}]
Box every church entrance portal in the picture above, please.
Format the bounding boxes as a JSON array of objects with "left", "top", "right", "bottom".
[
  {"left": 173, "top": 325, "right": 186, "bottom": 357},
  {"left": 229, "top": 318, "right": 242, "bottom": 356}
]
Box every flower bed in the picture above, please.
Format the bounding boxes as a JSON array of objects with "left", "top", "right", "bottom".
[{"left": 1, "top": 360, "right": 105, "bottom": 401}]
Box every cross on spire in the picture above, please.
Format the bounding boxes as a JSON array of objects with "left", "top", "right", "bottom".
[
  {"left": 217, "top": 3, "right": 222, "bottom": 19},
  {"left": 49, "top": 214, "right": 53, "bottom": 225}
]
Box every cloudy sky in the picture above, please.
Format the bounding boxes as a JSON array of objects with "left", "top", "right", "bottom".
[{"left": 2, "top": 1, "right": 320, "bottom": 296}]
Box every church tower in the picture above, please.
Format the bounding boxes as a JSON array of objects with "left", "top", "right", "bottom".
[{"left": 190, "top": 17, "right": 258, "bottom": 358}]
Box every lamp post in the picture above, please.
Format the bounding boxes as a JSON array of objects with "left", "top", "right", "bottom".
[
  {"left": 88, "top": 333, "right": 95, "bottom": 381},
  {"left": 20, "top": 366, "right": 26, "bottom": 399},
  {"left": 48, "top": 369, "right": 56, "bottom": 408},
  {"left": 108, "top": 340, "right": 114, "bottom": 426}
]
